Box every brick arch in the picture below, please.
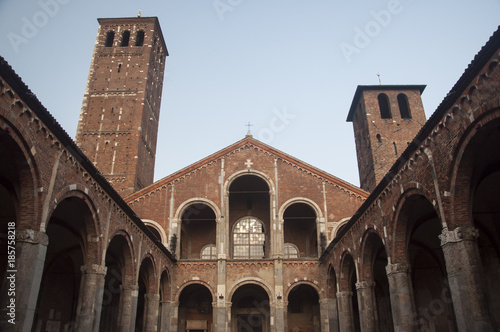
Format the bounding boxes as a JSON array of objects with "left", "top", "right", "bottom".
[
  {"left": 338, "top": 251, "right": 357, "bottom": 292},
  {"left": 331, "top": 217, "right": 350, "bottom": 240},
  {"left": 106, "top": 230, "right": 136, "bottom": 285},
  {"left": 174, "top": 197, "right": 221, "bottom": 221},
  {"left": 137, "top": 253, "right": 157, "bottom": 294},
  {"left": 285, "top": 280, "right": 323, "bottom": 300},
  {"left": 174, "top": 280, "right": 215, "bottom": 302},
  {"left": 0, "top": 117, "right": 40, "bottom": 230},
  {"left": 358, "top": 228, "right": 386, "bottom": 281},
  {"left": 390, "top": 186, "right": 437, "bottom": 263},
  {"left": 159, "top": 267, "right": 172, "bottom": 301},
  {"left": 228, "top": 277, "right": 274, "bottom": 302},
  {"left": 449, "top": 107, "right": 500, "bottom": 228},
  {"left": 142, "top": 219, "right": 168, "bottom": 246},
  {"left": 224, "top": 169, "right": 275, "bottom": 195},
  {"left": 46, "top": 186, "right": 101, "bottom": 264},
  {"left": 326, "top": 264, "right": 338, "bottom": 298},
  {"left": 278, "top": 197, "right": 323, "bottom": 220}
]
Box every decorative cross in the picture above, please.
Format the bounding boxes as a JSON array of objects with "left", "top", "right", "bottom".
[
  {"left": 245, "top": 122, "right": 253, "bottom": 133},
  {"left": 245, "top": 159, "right": 253, "bottom": 168}
]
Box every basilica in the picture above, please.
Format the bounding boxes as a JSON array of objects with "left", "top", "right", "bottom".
[{"left": 0, "top": 16, "right": 499, "bottom": 332}]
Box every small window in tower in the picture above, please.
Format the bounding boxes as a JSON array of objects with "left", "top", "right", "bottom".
[
  {"left": 117, "top": 64, "right": 121, "bottom": 73},
  {"left": 393, "top": 142, "right": 398, "bottom": 156},
  {"left": 398, "top": 93, "right": 412, "bottom": 119},
  {"left": 105, "top": 31, "right": 114, "bottom": 47},
  {"left": 135, "top": 30, "right": 145, "bottom": 46},
  {"left": 376, "top": 133, "right": 382, "bottom": 143},
  {"left": 121, "top": 30, "right": 130, "bottom": 47},
  {"left": 378, "top": 93, "right": 392, "bottom": 119}
]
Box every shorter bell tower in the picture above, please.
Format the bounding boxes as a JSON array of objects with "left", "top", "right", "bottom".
[{"left": 347, "top": 85, "right": 426, "bottom": 192}]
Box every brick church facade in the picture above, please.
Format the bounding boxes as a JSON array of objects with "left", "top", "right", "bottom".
[{"left": 0, "top": 16, "right": 499, "bottom": 332}]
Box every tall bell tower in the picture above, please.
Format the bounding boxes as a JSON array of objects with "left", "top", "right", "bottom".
[
  {"left": 76, "top": 16, "right": 168, "bottom": 196},
  {"left": 347, "top": 85, "right": 426, "bottom": 192}
]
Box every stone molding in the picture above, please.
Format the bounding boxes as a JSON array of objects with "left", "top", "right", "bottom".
[
  {"left": 16, "top": 229, "right": 49, "bottom": 246},
  {"left": 80, "top": 264, "right": 107, "bottom": 275},
  {"left": 355, "top": 280, "right": 376, "bottom": 290},
  {"left": 336, "top": 291, "right": 353, "bottom": 298},
  {"left": 439, "top": 226, "right": 479, "bottom": 246},
  {"left": 385, "top": 263, "right": 410, "bottom": 276}
]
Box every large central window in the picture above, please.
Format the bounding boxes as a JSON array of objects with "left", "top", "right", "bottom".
[{"left": 233, "top": 217, "right": 265, "bottom": 259}]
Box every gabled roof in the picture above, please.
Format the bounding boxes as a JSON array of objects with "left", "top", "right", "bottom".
[{"left": 126, "top": 135, "right": 369, "bottom": 202}]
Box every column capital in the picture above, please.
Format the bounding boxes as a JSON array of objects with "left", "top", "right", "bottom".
[
  {"left": 80, "top": 263, "right": 107, "bottom": 275},
  {"left": 336, "top": 291, "right": 353, "bottom": 299},
  {"left": 145, "top": 293, "right": 160, "bottom": 300},
  {"left": 355, "top": 280, "right": 376, "bottom": 290},
  {"left": 385, "top": 262, "right": 410, "bottom": 276},
  {"left": 439, "top": 226, "right": 479, "bottom": 246},
  {"left": 121, "top": 284, "right": 139, "bottom": 292},
  {"left": 16, "top": 228, "right": 49, "bottom": 246}
]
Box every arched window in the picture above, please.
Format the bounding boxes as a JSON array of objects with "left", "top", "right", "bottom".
[
  {"left": 378, "top": 93, "right": 392, "bottom": 119},
  {"left": 105, "top": 31, "right": 114, "bottom": 47},
  {"left": 284, "top": 243, "right": 299, "bottom": 258},
  {"left": 233, "top": 217, "right": 265, "bottom": 259},
  {"left": 398, "top": 93, "right": 412, "bottom": 118},
  {"left": 121, "top": 30, "right": 130, "bottom": 47},
  {"left": 135, "top": 30, "right": 145, "bottom": 46},
  {"left": 201, "top": 244, "right": 216, "bottom": 259}
]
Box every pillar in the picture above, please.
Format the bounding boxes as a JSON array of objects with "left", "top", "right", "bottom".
[
  {"left": 144, "top": 293, "right": 160, "bottom": 332},
  {"left": 5, "top": 229, "right": 48, "bottom": 332},
  {"left": 356, "top": 280, "right": 377, "bottom": 332},
  {"left": 169, "top": 301, "right": 179, "bottom": 332},
  {"left": 326, "top": 297, "right": 339, "bottom": 332},
  {"left": 159, "top": 300, "right": 172, "bottom": 332},
  {"left": 385, "top": 263, "right": 415, "bottom": 331},
  {"left": 75, "top": 264, "right": 107, "bottom": 332},
  {"left": 319, "top": 298, "right": 331, "bottom": 332},
  {"left": 440, "top": 227, "right": 493, "bottom": 331},
  {"left": 337, "top": 291, "right": 354, "bottom": 332},
  {"left": 118, "top": 284, "right": 139, "bottom": 332}
]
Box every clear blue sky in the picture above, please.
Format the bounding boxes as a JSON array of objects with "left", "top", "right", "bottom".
[{"left": 0, "top": 0, "right": 499, "bottom": 187}]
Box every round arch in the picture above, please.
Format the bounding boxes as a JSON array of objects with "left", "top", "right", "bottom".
[
  {"left": 105, "top": 230, "right": 137, "bottom": 284},
  {"left": 278, "top": 197, "right": 323, "bottom": 220},
  {"left": 224, "top": 169, "right": 275, "bottom": 195},
  {"left": 285, "top": 280, "right": 323, "bottom": 300},
  {"left": 142, "top": 219, "right": 168, "bottom": 246},
  {"left": 173, "top": 197, "right": 221, "bottom": 222},
  {"left": 228, "top": 277, "right": 274, "bottom": 302},
  {"left": 174, "top": 280, "right": 216, "bottom": 302},
  {"left": 331, "top": 217, "right": 351, "bottom": 240}
]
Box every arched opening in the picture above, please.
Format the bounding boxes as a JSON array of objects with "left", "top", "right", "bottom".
[
  {"left": 135, "top": 257, "right": 156, "bottom": 332},
  {"left": 100, "top": 234, "right": 134, "bottom": 331},
  {"left": 360, "top": 232, "right": 393, "bottom": 331},
  {"left": 327, "top": 266, "right": 339, "bottom": 332},
  {"left": 158, "top": 270, "right": 171, "bottom": 331},
  {"left": 180, "top": 203, "right": 216, "bottom": 259},
  {"left": 402, "top": 195, "right": 456, "bottom": 331},
  {"left": 178, "top": 284, "right": 213, "bottom": 332},
  {"left": 105, "top": 30, "right": 114, "bottom": 47},
  {"left": 459, "top": 117, "right": 500, "bottom": 328},
  {"left": 231, "top": 284, "right": 270, "bottom": 332},
  {"left": 146, "top": 225, "right": 162, "bottom": 243},
  {"left": 339, "top": 254, "right": 360, "bottom": 332},
  {"left": 397, "top": 93, "right": 412, "bottom": 119},
  {"left": 378, "top": 93, "right": 392, "bottom": 119},
  {"left": 135, "top": 30, "right": 145, "bottom": 46},
  {"left": 229, "top": 175, "right": 270, "bottom": 259},
  {"left": 287, "top": 284, "right": 320, "bottom": 331},
  {"left": 283, "top": 203, "right": 318, "bottom": 258},
  {"left": 121, "top": 30, "right": 130, "bottom": 47},
  {"left": 32, "top": 197, "right": 91, "bottom": 331}
]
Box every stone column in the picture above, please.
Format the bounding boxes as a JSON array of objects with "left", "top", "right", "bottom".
[
  {"left": 144, "top": 293, "right": 160, "bottom": 332},
  {"left": 319, "top": 298, "right": 331, "bottom": 332},
  {"left": 5, "top": 229, "right": 48, "bottom": 332},
  {"left": 440, "top": 227, "right": 493, "bottom": 331},
  {"left": 117, "top": 284, "right": 139, "bottom": 332},
  {"left": 169, "top": 301, "right": 179, "bottom": 332},
  {"left": 385, "top": 263, "right": 415, "bottom": 331},
  {"left": 326, "top": 297, "right": 340, "bottom": 332},
  {"left": 337, "top": 291, "right": 354, "bottom": 332},
  {"left": 159, "top": 300, "right": 172, "bottom": 332},
  {"left": 74, "top": 264, "right": 107, "bottom": 332},
  {"left": 356, "top": 280, "right": 377, "bottom": 332}
]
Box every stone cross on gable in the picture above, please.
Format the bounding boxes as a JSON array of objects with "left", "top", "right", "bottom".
[{"left": 245, "top": 159, "right": 253, "bottom": 168}]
